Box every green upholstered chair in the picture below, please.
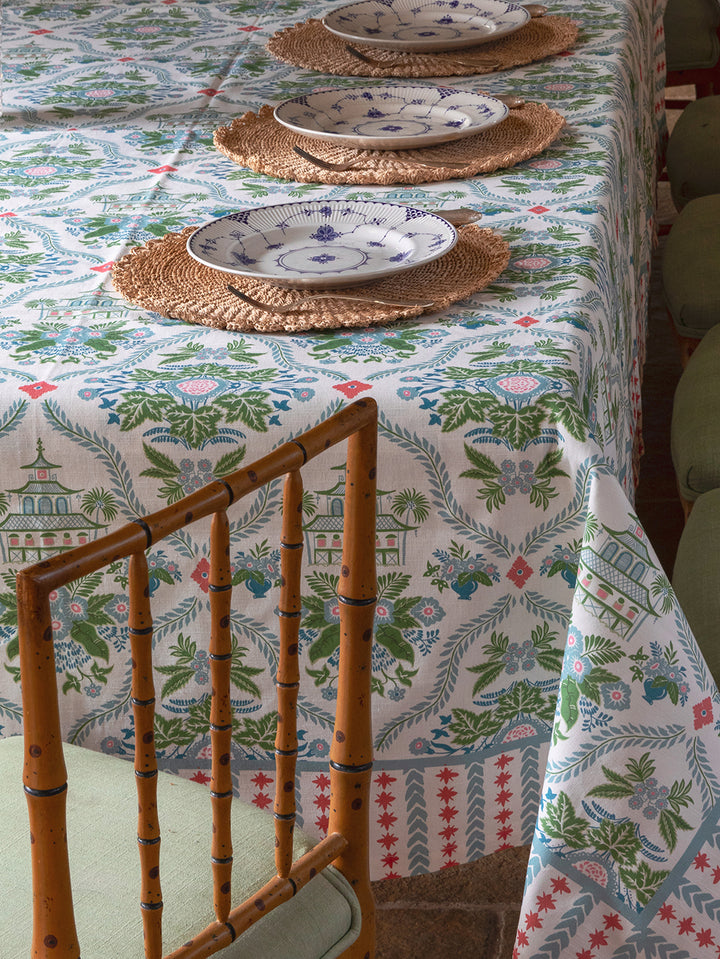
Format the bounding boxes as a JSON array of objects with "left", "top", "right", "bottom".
[
  {"left": 662, "top": 194, "right": 720, "bottom": 366},
  {"left": 666, "top": 95, "right": 720, "bottom": 210},
  {"left": 0, "top": 399, "right": 378, "bottom": 959},
  {"left": 672, "top": 487, "right": 720, "bottom": 683},
  {"left": 671, "top": 323, "right": 720, "bottom": 515},
  {"left": 665, "top": 0, "right": 720, "bottom": 108}
]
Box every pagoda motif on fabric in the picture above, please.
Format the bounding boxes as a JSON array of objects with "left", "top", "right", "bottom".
[
  {"left": 0, "top": 440, "right": 102, "bottom": 563},
  {"left": 304, "top": 466, "right": 417, "bottom": 566},
  {"left": 576, "top": 520, "right": 656, "bottom": 638}
]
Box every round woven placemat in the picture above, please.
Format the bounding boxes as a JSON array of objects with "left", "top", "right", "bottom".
[
  {"left": 214, "top": 102, "right": 564, "bottom": 185},
  {"left": 111, "top": 225, "right": 510, "bottom": 334},
  {"left": 266, "top": 15, "right": 578, "bottom": 77}
]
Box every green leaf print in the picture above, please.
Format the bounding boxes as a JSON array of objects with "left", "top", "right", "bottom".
[
  {"left": 618, "top": 861, "right": 669, "bottom": 907},
  {"left": 540, "top": 792, "right": 588, "bottom": 849},
  {"left": 592, "top": 820, "right": 642, "bottom": 866},
  {"left": 70, "top": 620, "right": 109, "bottom": 661}
]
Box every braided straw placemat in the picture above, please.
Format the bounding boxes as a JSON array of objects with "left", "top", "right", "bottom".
[
  {"left": 266, "top": 15, "right": 578, "bottom": 77},
  {"left": 214, "top": 102, "right": 564, "bottom": 185},
  {"left": 112, "top": 225, "right": 510, "bottom": 334}
]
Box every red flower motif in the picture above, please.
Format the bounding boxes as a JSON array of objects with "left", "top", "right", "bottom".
[
  {"left": 238, "top": 25, "right": 261, "bottom": 31},
  {"left": 333, "top": 380, "right": 372, "bottom": 399},
  {"left": 30, "top": 29, "right": 53, "bottom": 34},
  {"left": 191, "top": 557, "right": 211, "bottom": 592},
  {"left": 507, "top": 556, "right": 533, "bottom": 588},
  {"left": 694, "top": 852, "right": 711, "bottom": 871},
  {"left": 316, "top": 814, "right": 329, "bottom": 832},
  {"left": 90, "top": 262, "right": 114, "bottom": 272},
  {"left": 375, "top": 790, "right": 396, "bottom": 809},
  {"left": 374, "top": 771, "right": 396, "bottom": 787},
  {"left": 437, "top": 767, "right": 459, "bottom": 782},
  {"left": 551, "top": 876, "right": 571, "bottom": 894},
  {"left": 148, "top": 165, "right": 178, "bottom": 173},
  {"left": 0, "top": 212, "right": 17, "bottom": 218},
  {"left": 515, "top": 315, "right": 539, "bottom": 327},
  {"left": 536, "top": 893, "right": 555, "bottom": 912},
  {"left": 252, "top": 771, "right": 273, "bottom": 788},
  {"left": 495, "top": 754, "right": 512, "bottom": 769},
  {"left": 313, "top": 773, "right": 330, "bottom": 789},
  {"left": 696, "top": 928, "right": 715, "bottom": 947},
  {"left": 658, "top": 903, "right": 676, "bottom": 921},
  {"left": 198, "top": 88, "right": 220, "bottom": 96},
  {"left": 694, "top": 697, "right": 714, "bottom": 729},
  {"left": 589, "top": 929, "right": 608, "bottom": 947},
  {"left": 677, "top": 917, "right": 695, "bottom": 935},
  {"left": 529, "top": 205, "right": 549, "bottom": 214},
  {"left": 19, "top": 381, "right": 57, "bottom": 399},
  {"left": 524, "top": 911, "right": 542, "bottom": 931},
  {"left": 378, "top": 833, "right": 398, "bottom": 849},
  {"left": 253, "top": 792, "right": 272, "bottom": 809},
  {"left": 190, "top": 770, "right": 211, "bottom": 784}
]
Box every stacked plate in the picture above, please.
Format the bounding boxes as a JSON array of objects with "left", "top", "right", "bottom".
[
  {"left": 273, "top": 84, "right": 508, "bottom": 150},
  {"left": 322, "top": 0, "right": 532, "bottom": 52},
  {"left": 186, "top": 200, "right": 458, "bottom": 288}
]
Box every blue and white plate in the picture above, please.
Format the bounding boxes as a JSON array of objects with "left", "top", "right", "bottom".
[
  {"left": 322, "top": 0, "right": 531, "bottom": 51},
  {"left": 274, "top": 85, "right": 508, "bottom": 149},
  {"left": 186, "top": 200, "right": 458, "bottom": 288}
]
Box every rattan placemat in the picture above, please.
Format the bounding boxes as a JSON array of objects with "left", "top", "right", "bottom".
[
  {"left": 112, "top": 225, "right": 510, "bottom": 334},
  {"left": 266, "top": 15, "right": 578, "bottom": 77},
  {"left": 214, "top": 102, "right": 564, "bottom": 185}
]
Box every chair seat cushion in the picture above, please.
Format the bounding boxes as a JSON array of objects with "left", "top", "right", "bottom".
[
  {"left": 673, "top": 487, "right": 720, "bottom": 682},
  {"left": 665, "top": 0, "right": 720, "bottom": 71},
  {"left": 671, "top": 323, "right": 720, "bottom": 502},
  {"left": 662, "top": 195, "right": 720, "bottom": 341},
  {"left": 1, "top": 736, "right": 360, "bottom": 959},
  {"left": 667, "top": 96, "right": 720, "bottom": 210}
]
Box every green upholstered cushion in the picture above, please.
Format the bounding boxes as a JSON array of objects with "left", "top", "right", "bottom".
[
  {"left": 673, "top": 487, "right": 720, "bottom": 682},
  {"left": 667, "top": 96, "right": 720, "bottom": 210},
  {"left": 671, "top": 323, "right": 720, "bottom": 501},
  {"left": 1, "top": 736, "right": 360, "bottom": 959},
  {"left": 665, "top": 0, "right": 720, "bottom": 71},
  {"left": 662, "top": 195, "right": 720, "bottom": 340}
]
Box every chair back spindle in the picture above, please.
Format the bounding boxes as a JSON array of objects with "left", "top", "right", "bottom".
[{"left": 274, "top": 469, "right": 304, "bottom": 877}]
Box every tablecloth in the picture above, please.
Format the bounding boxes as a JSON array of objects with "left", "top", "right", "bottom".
[{"left": 7, "top": 1, "right": 720, "bottom": 955}]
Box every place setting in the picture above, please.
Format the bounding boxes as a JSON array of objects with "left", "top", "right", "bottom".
[
  {"left": 266, "top": 0, "right": 579, "bottom": 78},
  {"left": 213, "top": 83, "right": 566, "bottom": 185},
  {"left": 111, "top": 198, "right": 510, "bottom": 334}
]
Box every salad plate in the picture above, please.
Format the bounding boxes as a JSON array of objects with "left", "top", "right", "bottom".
[
  {"left": 322, "top": 0, "right": 531, "bottom": 51},
  {"left": 274, "top": 85, "right": 508, "bottom": 149},
  {"left": 186, "top": 200, "right": 457, "bottom": 288}
]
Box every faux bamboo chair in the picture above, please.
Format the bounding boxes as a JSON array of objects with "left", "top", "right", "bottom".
[{"left": 1, "top": 398, "right": 377, "bottom": 959}]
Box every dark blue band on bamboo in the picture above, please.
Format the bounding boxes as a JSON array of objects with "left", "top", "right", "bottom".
[
  {"left": 135, "top": 769, "right": 158, "bottom": 779},
  {"left": 24, "top": 782, "right": 67, "bottom": 798},
  {"left": 211, "top": 789, "right": 234, "bottom": 799},
  {"left": 141, "top": 901, "right": 163, "bottom": 911},
  {"left": 276, "top": 680, "right": 299, "bottom": 688},
  {"left": 132, "top": 518, "right": 153, "bottom": 549},
  {"left": 288, "top": 877, "right": 298, "bottom": 895},
  {"left": 338, "top": 594, "right": 377, "bottom": 607},
  {"left": 275, "top": 747, "right": 298, "bottom": 756},
  {"left": 277, "top": 609, "right": 301, "bottom": 618},
  {"left": 138, "top": 836, "right": 161, "bottom": 845},
  {"left": 226, "top": 922, "right": 238, "bottom": 942},
  {"left": 219, "top": 479, "right": 235, "bottom": 506},
  {"left": 330, "top": 759, "right": 373, "bottom": 774},
  {"left": 273, "top": 811, "right": 296, "bottom": 821},
  {"left": 132, "top": 696, "right": 155, "bottom": 706},
  {"left": 209, "top": 652, "right": 232, "bottom": 661},
  {"left": 209, "top": 583, "right": 232, "bottom": 592},
  {"left": 290, "top": 439, "right": 308, "bottom": 464},
  {"left": 129, "top": 625, "right": 154, "bottom": 636},
  {"left": 211, "top": 855, "right": 234, "bottom": 865},
  {"left": 210, "top": 722, "right": 232, "bottom": 731},
  {"left": 280, "top": 540, "right": 303, "bottom": 550}
]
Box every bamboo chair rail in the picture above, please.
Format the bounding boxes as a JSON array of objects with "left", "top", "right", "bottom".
[{"left": 16, "top": 398, "right": 378, "bottom": 959}]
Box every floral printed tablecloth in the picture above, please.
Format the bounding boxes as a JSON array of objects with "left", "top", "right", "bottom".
[{"left": 8, "top": 1, "right": 720, "bottom": 956}]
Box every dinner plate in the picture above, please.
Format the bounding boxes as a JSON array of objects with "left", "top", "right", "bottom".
[
  {"left": 273, "top": 85, "right": 508, "bottom": 150},
  {"left": 322, "top": 0, "right": 531, "bottom": 51},
  {"left": 186, "top": 200, "right": 457, "bottom": 288}
]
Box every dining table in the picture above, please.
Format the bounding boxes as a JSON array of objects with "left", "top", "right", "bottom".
[{"left": 7, "top": 0, "right": 720, "bottom": 955}]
